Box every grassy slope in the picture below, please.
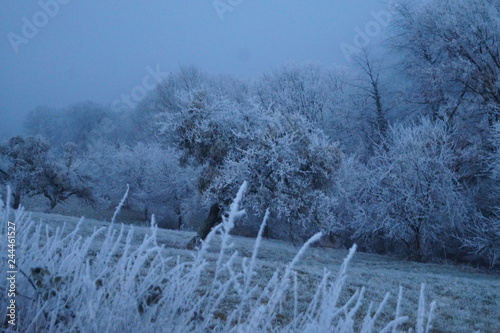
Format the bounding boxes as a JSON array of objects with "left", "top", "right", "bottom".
[{"left": 28, "top": 211, "right": 500, "bottom": 333}]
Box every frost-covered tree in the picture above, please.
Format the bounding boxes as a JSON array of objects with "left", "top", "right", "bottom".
[
  {"left": 0, "top": 136, "right": 91, "bottom": 210},
  {"left": 24, "top": 102, "right": 123, "bottom": 151},
  {"left": 36, "top": 142, "right": 93, "bottom": 211},
  {"left": 159, "top": 89, "right": 256, "bottom": 190},
  {"left": 132, "top": 66, "right": 249, "bottom": 143},
  {"left": 348, "top": 119, "right": 472, "bottom": 261},
  {"left": 204, "top": 110, "right": 342, "bottom": 240},
  {"left": 461, "top": 122, "right": 500, "bottom": 268},
  {"left": 350, "top": 48, "right": 389, "bottom": 148},
  {"left": 253, "top": 64, "right": 375, "bottom": 158},
  {"left": 461, "top": 215, "right": 500, "bottom": 269},
  {"left": 0, "top": 136, "right": 51, "bottom": 208},
  {"left": 157, "top": 81, "right": 343, "bottom": 240},
  {"left": 327, "top": 155, "right": 368, "bottom": 248},
  {"left": 254, "top": 63, "right": 337, "bottom": 126},
  {"left": 389, "top": 0, "right": 500, "bottom": 217},
  {"left": 82, "top": 142, "right": 197, "bottom": 227},
  {"left": 130, "top": 67, "right": 207, "bottom": 143},
  {"left": 157, "top": 87, "right": 260, "bottom": 237},
  {"left": 489, "top": 123, "right": 500, "bottom": 199},
  {"left": 390, "top": 0, "right": 500, "bottom": 125}
]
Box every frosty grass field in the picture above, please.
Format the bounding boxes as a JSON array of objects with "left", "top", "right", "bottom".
[{"left": 1, "top": 185, "right": 499, "bottom": 332}]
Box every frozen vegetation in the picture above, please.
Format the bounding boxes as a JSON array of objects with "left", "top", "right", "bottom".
[
  {"left": 1, "top": 184, "right": 499, "bottom": 332},
  {"left": 2, "top": 0, "right": 500, "bottom": 268},
  {"left": 1, "top": 0, "right": 500, "bottom": 330}
]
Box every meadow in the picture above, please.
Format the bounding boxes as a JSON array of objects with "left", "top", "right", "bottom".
[{"left": 1, "top": 186, "right": 499, "bottom": 332}]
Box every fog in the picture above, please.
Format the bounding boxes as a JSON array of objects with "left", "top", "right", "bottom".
[{"left": 0, "top": 0, "right": 388, "bottom": 139}]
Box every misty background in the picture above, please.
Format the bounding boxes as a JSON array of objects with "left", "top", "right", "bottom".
[
  {"left": 0, "top": 0, "right": 385, "bottom": 139},
  {"left": 2, "top": 0, "right": 499, "bottom": 265}
]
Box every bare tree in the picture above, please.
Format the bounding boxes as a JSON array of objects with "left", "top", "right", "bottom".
[{"left": 352, "top": 48, "right": 388, "bottom": 140}]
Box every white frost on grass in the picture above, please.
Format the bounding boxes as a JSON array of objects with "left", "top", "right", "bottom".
[
  {"left": 1, "top": 183, "right": 435, "bottom": 332},
  {"left": 111, "top": 183, "right": 130, "bottom": 224}
]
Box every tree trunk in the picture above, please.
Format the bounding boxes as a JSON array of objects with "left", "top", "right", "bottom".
[
  {"left": 186, "top": 203, "right": 222, "bottom": 249},
  {"left": 174, "top": 197, "right": 183, "bottom": 230},
  {"left": 12, "top": 193, "right": 21, "bottom": 210},
  {"left": 49, "top": 199, "right": 58, "bottom": 211},
  {"left": 43, "top": 193, "right": 58, "bottom": 212},
  {"left": 412, "top": 225, "right": 425, "bottom": 262},
  {"left": 177, "top": 215, "right": 183, "bottom": 230},
  {"left": 373, "top": 81, "right": 387, "bottom": 139}
]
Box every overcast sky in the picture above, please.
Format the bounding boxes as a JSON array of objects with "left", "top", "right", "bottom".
[{"left": 0, "top": 0, "right": 389, "bottom": 140}]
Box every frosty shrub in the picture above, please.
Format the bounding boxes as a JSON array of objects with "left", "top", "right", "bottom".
[{"left": 0, "top": 183, "right": 435, "bottom": 332}]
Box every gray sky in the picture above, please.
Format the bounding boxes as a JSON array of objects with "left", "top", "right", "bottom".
[{"left": 1, "top": 0, "right": 389, "bottom": 139}]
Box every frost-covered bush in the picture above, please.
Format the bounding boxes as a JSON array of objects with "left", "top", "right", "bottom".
[{"left": 0, "top": 183, "right": 435, "bottom": 332}]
